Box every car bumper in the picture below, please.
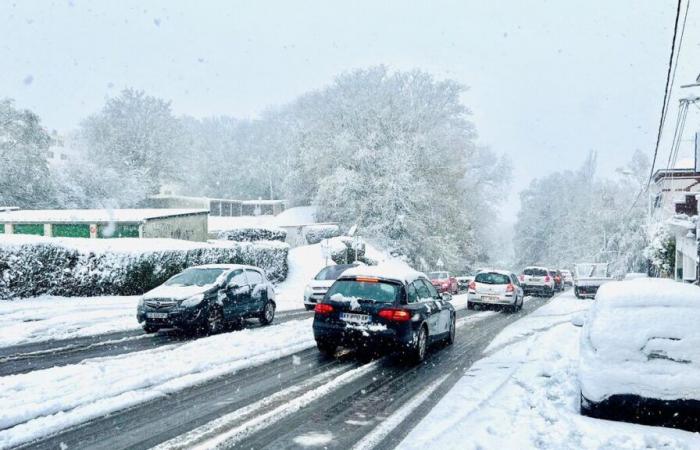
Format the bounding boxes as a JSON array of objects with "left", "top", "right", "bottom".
[
  {"left": 521, "top": 285, "right": 552, "bottom": 294},
  {"left": 312, "top": 320, "right": 412, "bottom": 350},
  {"left": 468, "top": 294, "right": 516, "bottom": 305},
  {"left": 575, "top": 286, "right": 599, "bottom": 297},
  {"left": 137, "top": 307, "right": 204, "bottom": 329},
  {"left": 581, "top": 393, "right": 700, "bottom": 432}
]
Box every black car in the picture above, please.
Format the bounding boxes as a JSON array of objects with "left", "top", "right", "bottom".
[
  {"left": 137, "top": 264, "right": 276, "bottom": 334},
  {"left": 312, "top": 267, "right": 456, "bottom": 362}
]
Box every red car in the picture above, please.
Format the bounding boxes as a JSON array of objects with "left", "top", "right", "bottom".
[{"left": 428, "top": 271, "right": 459, "bottom": 294}]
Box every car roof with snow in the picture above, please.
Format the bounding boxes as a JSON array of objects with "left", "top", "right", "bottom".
[
  {"left": 476, "top": 269, "right": 512, "bottom": 276},
  {"left": 595, "top": 278, "right": 700, "bottom": 309},
  {"left": 339, "top": 264, "right": 427, "bottom": 285},
  {"left": 523, "top": 266, "right": 549, "bottom": 271}
]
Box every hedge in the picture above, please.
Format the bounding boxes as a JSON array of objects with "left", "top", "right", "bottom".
[
  {"left": 303, "top": 224, "right": 340, "bottom": 245},
  {"left": 217, "top": 227, "right": 287, "bottom": 242},
  {"left": 327, "top": 236, "right": 376, "bottom": 265},
  {"left": 0, "top": 236, "right": 289, "bottom": 300}
]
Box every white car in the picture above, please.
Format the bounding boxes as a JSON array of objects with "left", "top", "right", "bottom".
[
  {"left": 561, "top": 269, "right": 574, "bottom": 286},
  {"left": 578, "top": 278, "right": 700, "bottom": 431},
  {"left": 303, "top": 264, "right": 360, "bottom": 310},
  {"left": 519, "top": 266, "right": 555, "bottom": 297},
  {"left": 467, "top": 270, "right": 524, "bottom": 312}
]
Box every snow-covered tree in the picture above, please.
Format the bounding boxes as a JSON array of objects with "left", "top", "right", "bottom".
[
  {"left": 0, "top": 98, "right": 55, "bottom": 208},
  {"left": 79, "top": 89, "right": 183, "bottom": 198}
]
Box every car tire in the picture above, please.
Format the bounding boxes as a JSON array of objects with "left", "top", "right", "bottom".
[
  {"left": 206, "top": 305, "right": 225, "bottom": 335},
  {"left": 409, "top": 325, "right": 428, "bottom": 363},
  {"left": 304, "top": 304, "right": 315, "bottom": 311},
  {"left": 316, "top": 340, "right": 336, "bottom": 357},
  {"left": 467, "top": 301, "right": 474, "bottom": 310},
  {"left": 259, "top": 301, "right": 275, "bottom": 325},
  {"left": 142, "top": 324, "right": 159, "bottom": 334},
  {"left": 446, "top": 314, "right": 456, "bottom": 345}
]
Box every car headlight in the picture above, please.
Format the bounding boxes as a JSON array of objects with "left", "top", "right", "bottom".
[
  {"left": 304, "top": 285, "right": 313, "bottom": 300},
  {"left": 181, "top": 294, "right": 205, "bottom": 308}
]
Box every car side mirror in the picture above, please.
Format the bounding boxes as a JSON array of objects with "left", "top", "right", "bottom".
[{"left": 227, "top": 281, "right": 240, "bottom": 290}]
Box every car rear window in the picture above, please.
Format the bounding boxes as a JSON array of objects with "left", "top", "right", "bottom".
[
  {"left": 475, "top": 272, "right": 511, "bottom": 285},
  {"left": 326, "top": 280, "right": 399, "bottom": 304},
  {"left": 315, "top": 265, "right": 355, "bottom": 280},
  {"left": 523, "top": 268, "right": 547, "bottom": 276}
]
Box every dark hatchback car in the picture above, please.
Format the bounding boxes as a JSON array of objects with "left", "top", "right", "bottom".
[
  {"left": 312, "top": 266, "right": 456, "bottom": 362},
  {"left": 137, "top": 264, "right": 276, "bottom": 334}
]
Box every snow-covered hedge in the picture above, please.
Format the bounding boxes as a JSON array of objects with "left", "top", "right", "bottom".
[
  {"left": 0, "top": 236, "right": 289, "bottom": 300},
  {"left": 217, "top": 227, "right": 287, "bottom": 242},
  {"left": 303, "top": 224, "right": 340, "bottom": 245}
]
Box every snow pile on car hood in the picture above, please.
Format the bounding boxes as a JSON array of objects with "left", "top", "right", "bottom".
[{"left": 580, "top": 278, "right": 700, "bottom": 402}]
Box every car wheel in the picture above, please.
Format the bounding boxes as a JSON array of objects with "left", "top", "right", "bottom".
[
  {"left": 409, "top": 326, "right": 428, "bottom": 363},
  {"left": 304, "top": 304, "right": 315, "bottom": 311},
  {"left": 467, "top": 301, "right": 474, "bottom": 310},
  {"left": 259, "top": 301, "right": 275, "bottom": 325},
  {"left": 446, "top": 315, "right": 456, "bottom": 345},
  {"left": 206, "top": 305, "right": 225, "bottom": 335},
  {"left": 316, "top": 340, "right": 336, "bottom": 357},
  {"left": 142, "top": 324, "right": 159, "bottom": 334}
]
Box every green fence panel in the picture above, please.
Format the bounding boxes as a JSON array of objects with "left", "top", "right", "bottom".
[
  {"left": 0, "top": 224, "right": 4, "bottom": 234},
  {"left": 13, "top": 223, "right": 44, "bottom": 235},
  {"left": 98, "top": 223, "right": 140, "bottom": 238},
  {"left": 52, "top": 223, "right": 90, "bottom": 238}
]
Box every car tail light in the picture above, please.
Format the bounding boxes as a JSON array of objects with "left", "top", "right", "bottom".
[
  {"left": 314, "top": 303, "right": 334, "bottom": 314},
  {"left": 506, "top": 283, "right": 515, "bottom": 293},
  {"left": 378, "top": 308, "right": 412, "bottom": 322},
  {"left": 544, "top": 275, "right": 551, "bottom": 282},
  {"left": 519, "top": 275, "right": 525, "bottom": 282},
  {"left": 468, "top": 281, "right": 476, "bottom": 291}
]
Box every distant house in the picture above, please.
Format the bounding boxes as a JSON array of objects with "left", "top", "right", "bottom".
[
  {"left": 651, "top": 156, "right": 700, "bottom": 283},
  {"left": 145, "top": 194, "right": 286, "bottom": 217},
  {"left": 0, "top": 209, "right": 209, "bottom": 242}
]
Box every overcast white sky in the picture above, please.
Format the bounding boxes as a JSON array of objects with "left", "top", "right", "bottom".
[{"left": 2, "top": 0, "right": 698, "bottom": 219}]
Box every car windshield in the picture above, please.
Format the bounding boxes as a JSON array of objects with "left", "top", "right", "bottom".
[
  {"left": 315, "top": 265, "right": 355, "bottom": 281},
  {"left": 475, "top": 272, "right": 511, "bottom": 285},
  {"left": 326, "top": 280, "right": 399, "bottom": 304},
  {"left": 429, "top": 272, "right": 449, "bottom": 280},
  {"left": 524, "top": 268, "right": 548, "bottom": 276},
  {"left": 165, "top": 268, "right": 224, "bottom": 287},
  {"left": 576, "top": 264, "right": 609, "bottom": 278}
]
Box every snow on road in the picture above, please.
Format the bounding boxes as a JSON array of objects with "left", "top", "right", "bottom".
[
  {"left": 0, "top": 318, "right": 316, "bottom": 449},
  {"left": 0, "top": 295, "right": 141, "bottom": 348},
  {"left": 398, "top": 291, "right": 700, "bottom": 450}
]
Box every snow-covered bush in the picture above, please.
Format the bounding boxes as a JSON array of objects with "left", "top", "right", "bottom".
[
  {"left": 0, "top": 236, "right": 289, "bottom": 299},
  {"left": 327, "top": 236, "right": 376, "bottom": 265},
  {"left": 644, "top": 222, "right": 675, "bottom": 277},
  {"left": 217, "top": 227, "right": 287, "bottom": 242},
  {"left": 303, "top": 224, "right": 340, "bottom": 245}
]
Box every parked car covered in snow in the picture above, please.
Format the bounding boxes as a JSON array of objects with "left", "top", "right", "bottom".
[
  {"left": 137, "top": 264, "right": 276, "bottom": 334},
  {"left": 519, "top": 266, "right": 555, "bottom": 297},
  {"left": 303, "top": 263, "right": 361, "bottom": 310},
  {"left": 467, "top": 270, "right": 524, "bottom": 312},
  {"left": 578, "top": 278, "right": 700, "bottom": 431},
  {"left": 312, "top": 265, "right": 456, "bottom": 362},
  {"left": 428, "top": 271, "right": 459, "bottom": 294}
]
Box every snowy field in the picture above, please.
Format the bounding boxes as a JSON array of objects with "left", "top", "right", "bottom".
[
  {"left": 0, "top": 295, "right": 141, "bottom": 348},
  {"left": 0, "top": 318, "right": 315, "bottom": 449},
  {"left": 398, "top": 290, "right": 700, "bottom": 450}
]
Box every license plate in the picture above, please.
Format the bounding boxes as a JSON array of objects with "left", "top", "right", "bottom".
[
  {"left": 340, "top": 313, "right": 371, "bottom": 324},
  {"left": 147, "top": 312, "right": 168, "bottom": 319},
  {"left": 530, "top": 277, "right": 541, "bottom": 282},
  {"left": 481, "top": 295, "right": 499, "bottom": 302}
]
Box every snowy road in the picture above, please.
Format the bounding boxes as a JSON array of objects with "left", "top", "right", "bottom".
[
  {"left": 4, "top": 293, "right": 550, "bottom": 450},
  {"left": 0, "top": 309, "right": 313, "bottom": 377}
]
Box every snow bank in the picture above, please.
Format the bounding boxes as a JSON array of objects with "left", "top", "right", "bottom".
[
  {"left": 275, "top": 243, "right": 333, "bottom": 311},
  {"left": 0, "top": 235, "right": 289, "bottom": 299},
  {"left": 273, "top": 206, "right": 317, "bottom": 226},
  {"left": 398, "top": 291, "right": 700, "bottom": 450},
  {"left": 207, "top": 215, "right": 278, "bottom": 232},
  {"left": 580, "top": 279, "right": 700, "bottom": 402},
  {"left": 0, "top": 318, "right": 316, "bottom": 448},
  {"left": 0, "top": 295, "right": 141, "bottom": 348}
]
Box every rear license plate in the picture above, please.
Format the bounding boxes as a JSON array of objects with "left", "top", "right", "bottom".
[
  {"left": 147, "top": 312, "right": 168, "bottom": 319},
  {"left": 530, "top": 277, "right": 541, "bottom": 282},
  {"left": 340, "top": 313, "right": 371, "bottom": 324},
  {"left": 481, "top": 295, "right": 499, "bottom": 302}
]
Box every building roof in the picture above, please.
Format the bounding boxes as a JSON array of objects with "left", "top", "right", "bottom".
[{"left": 0, "top": 208, "right": 208, "bottom": 223}]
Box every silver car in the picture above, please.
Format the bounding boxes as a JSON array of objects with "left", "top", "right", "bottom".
[{"left": 467, "top": 270, "right": 524, "bottom": 312}]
